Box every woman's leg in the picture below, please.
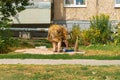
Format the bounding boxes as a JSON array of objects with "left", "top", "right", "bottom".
[
  {"left": 57, "top": 41, "right": 62, "bottom": 52},
  {"left": 52, "top": 42, "right": 57, "bottom": 52}
]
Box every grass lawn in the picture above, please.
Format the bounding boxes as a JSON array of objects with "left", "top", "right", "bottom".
[
  {"left": 0, "top": 64, "right": 120, "bottom": 80},
  {"left": 0, "top": 53, "right": 120, "bottom": 60},
  {"left": 79, "top": 44, "right": 120, "bottom": 55},
  {"left": 0, "top": 39, "right": 120, "bottom": 60},
  {"left": 0, "top": 43, "right": 120, "bottom": 60}
]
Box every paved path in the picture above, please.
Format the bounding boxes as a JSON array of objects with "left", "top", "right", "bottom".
[{"left": 0, "top": 59, "right": 120, "bottom": 65}]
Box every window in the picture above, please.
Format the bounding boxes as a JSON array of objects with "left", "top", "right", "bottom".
[
  {"left": 65, "top": 0, "right": 74, "bottom": 5},
  {"left": 25, "top": 0, "right": 51, "bottom": 8},
  {"left": 64, "top": 0, "right": 86, "bottom": 7},
  {"left": 76, "top": 0, "right": 85, "bottom": 5},
  {"left": 115, "top": 0, "right": 120, "bottom": 7}
]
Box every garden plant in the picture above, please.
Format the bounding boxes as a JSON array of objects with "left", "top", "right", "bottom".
[{"left": 0, "top": 0, "right": 29, "bottom": 53}]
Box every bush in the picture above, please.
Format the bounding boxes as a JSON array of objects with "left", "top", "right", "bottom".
[
  {"left": 0, "top": 37, "right": 20, "bottom": 53},
  {"left": 0, "top": 20, "right": 18, "bottom": 54},
  {"left": 69, "top": 25, "right": 81, "bottom": 46},
  {"left": 90, "top": 14, "right": 111, "bottom": 44},
  {"left": 69, "top": 25, "right": 100, "bottom": 46},
  {"left": 112, "top": 23, "right": 120, "bottom": 45},
  {"left": 79, "top": 28, "right": 100, "bottom": 45}
]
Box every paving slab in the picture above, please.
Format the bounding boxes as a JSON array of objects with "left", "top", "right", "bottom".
[{"left": 0, "top": 59, "right": 120, "bottom": 65}]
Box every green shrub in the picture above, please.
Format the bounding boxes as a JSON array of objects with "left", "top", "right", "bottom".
[
  {"left": 0, "top": 20, "right": 20, "bottom": 54},
  {"left": 90, "top": 14, "right": 111, "bottom": 44},
  {"left": 69, "top": 24, "right": 100, "bottom": 46},
  {"left": 69, "top": 25, "right": 81, "bottom": 46},
  {"left": 112, "top": 28, "right": 120, "bottom": 45},
  {"left": 79, "top": 28, "right": 100, "bottom": 45},
  {"left": 0, "top": 37, "right": 19, "bottom": 54},
  {"left": 79, "top": 29, "right": 90, "bottom": 45}
]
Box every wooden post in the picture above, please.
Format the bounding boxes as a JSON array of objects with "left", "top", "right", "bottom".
[{"left": 74, "top": 36, "right": 79, "bottom": 52}]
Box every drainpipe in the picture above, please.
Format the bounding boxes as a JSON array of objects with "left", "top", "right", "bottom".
[
  {"left": 51, "top": 0, "right": 54, "bottom": 24},
  {"left": 96, "top": 0, "right": 99, "bottom": 15}
]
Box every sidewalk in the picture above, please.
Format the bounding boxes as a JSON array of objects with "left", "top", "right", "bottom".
[{"left": 0, "top": 59, "right": 120, "bottom": 65}]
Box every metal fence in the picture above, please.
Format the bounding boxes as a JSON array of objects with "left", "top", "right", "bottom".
[{"left": 9, "top": 20, "right": 120, "bottom": 38}]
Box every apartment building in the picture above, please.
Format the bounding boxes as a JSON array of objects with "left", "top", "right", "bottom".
[
  {"left": 11, "top": 0, "right": 120, "bottom": 38},
  {"left": 53, "top": 0, "right": 120, "bottom": 29}
]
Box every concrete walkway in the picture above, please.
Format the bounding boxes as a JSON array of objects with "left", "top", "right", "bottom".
[{"left": 0, "top": 59, "right": 120, "bottom": 65}]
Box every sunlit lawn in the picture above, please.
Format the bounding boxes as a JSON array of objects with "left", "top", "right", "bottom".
[
  {"left": 0, "top": 43, "right": 120, "bottom": 60},
  {"left": 79, "top": 44, "right": 120, "bottom": 56},
  {"left": 0, "top": 39, "right": 120, "bottom": 60},
  {"left": 0, "top": 64, "right": 120, "bottom": 80}
]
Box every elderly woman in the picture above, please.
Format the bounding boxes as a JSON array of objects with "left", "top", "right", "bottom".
[{"left": 47, "top": 24, "right": 68, "bottom": 52}]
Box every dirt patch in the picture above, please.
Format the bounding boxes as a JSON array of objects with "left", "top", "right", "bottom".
[
  {"left": 15, "top": 47, "right": 85, "bottom": 55},
  {"left": 15, "top": 48, "right": 62, "bottom": 55}
]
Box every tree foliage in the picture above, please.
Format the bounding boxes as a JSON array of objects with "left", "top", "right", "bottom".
[
  {"left": 0, "top": 0, "right": 29, "bottom": 53},
  {"left": 0, "top": 0, "right": 29, "bottom": 21}
]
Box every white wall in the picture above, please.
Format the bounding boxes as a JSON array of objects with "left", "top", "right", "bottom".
[
  {"left": 12, "top": 8, "right": 51, "bottom": 24},
  {"left": 12, "top": 1, "right": 51, "bottom": 24}
]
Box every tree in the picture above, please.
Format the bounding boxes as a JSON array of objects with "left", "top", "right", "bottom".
[
  {"left": 0, "top": 0, "right": 29, "bottom": 21},
  {"left": 0, "top": 0, "right": 29, "bottom": 53}
]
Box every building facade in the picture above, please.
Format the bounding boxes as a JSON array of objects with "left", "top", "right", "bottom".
[
  {"left": 53, "top": 0, "right": 120, "bottom": 30},
  {"left": 11, "top": 0, "right": 120, "bottom": 38}
]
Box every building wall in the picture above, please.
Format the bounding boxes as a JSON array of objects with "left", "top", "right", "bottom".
[
  {"left": 98, "top": 0, "right": 120, "bottom": 20},
  {"left": 54, "top": 0, "right": 65, "bottom": 20},
  {"left": 65, "top": 0, "right": 97, "bottom": 20},
  {"left": 12, "top": 9, "right": 51, "bottom": 24},
  {"left": 54, "top": 0, "right": 120, "bottom": 21}
]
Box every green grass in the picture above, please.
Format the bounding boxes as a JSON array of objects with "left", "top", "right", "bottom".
[
  {"left": 0, "top": 53, "right": 120, "bottom": 60},
  {"left": 1, "top": 39, "right": 120, "bottom": 60},
  {"left": 30, "top": 38, "right": 52, "bottom": 48},
  {"left": 0, "top": 64, "right": 120, "bottom": 80},
  {"left": 79, "top": 44, "right": 120, "bottom": 51}
]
